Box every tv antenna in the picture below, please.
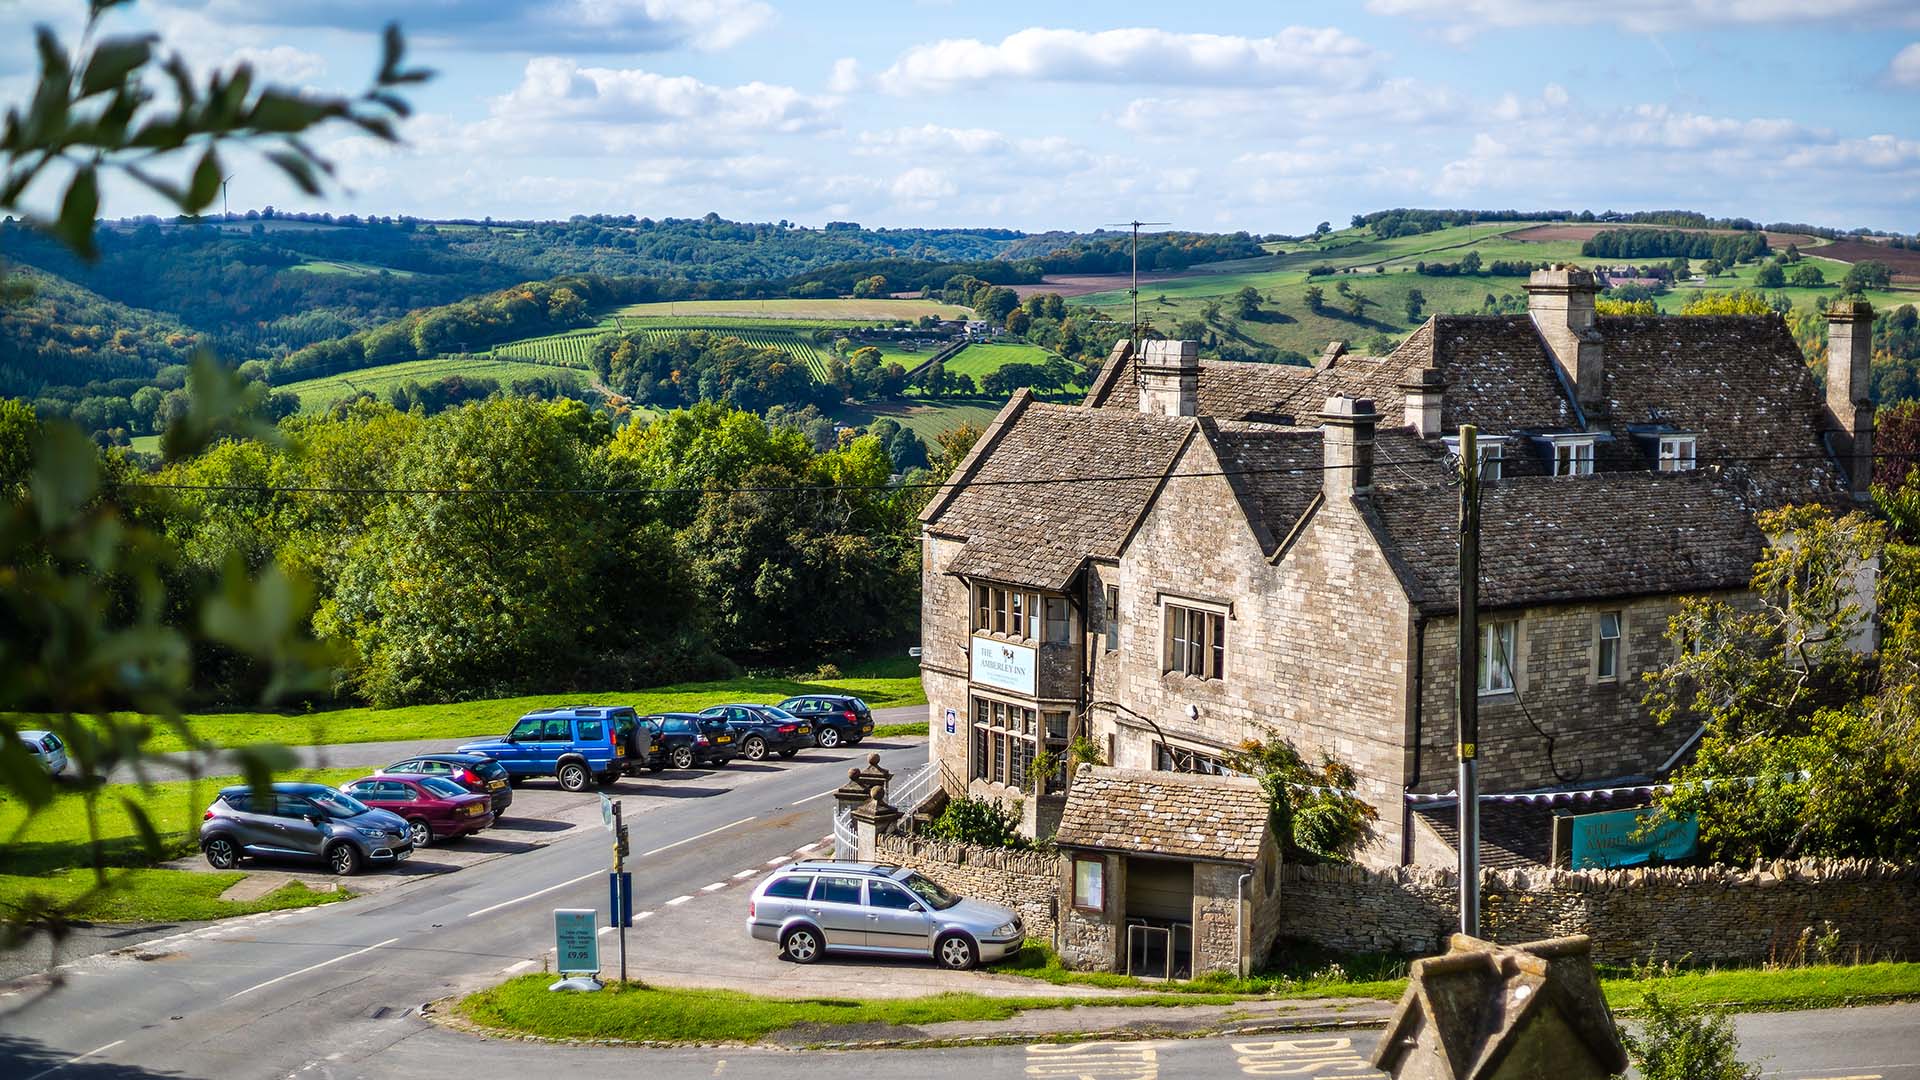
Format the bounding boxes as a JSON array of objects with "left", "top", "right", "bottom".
[{"left": 1104, "top": 219, "right": 1168, "bottom": 355}]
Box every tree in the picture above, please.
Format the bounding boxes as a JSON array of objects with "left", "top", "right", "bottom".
[
  {"left": 974, "top": 286, "right": 1019, "bottom": 322},
  {"left": 1680, "top": 290, "right": 1774, "bottom": 316},
  {"left": 1621, "top": 993, "right": 1761, "bottom": 1080},
  {"left": 1314, "top": 221, "right": 1332, "bottom": 238},
  {"left": 1790, "top": 262, "right": 1826, "bottom": 288},
  {"left": 1755, "top": 263, "right": 1787, "bottom": 289},
  {"left": 1226, "top": 736, "right": 1377, "bottom": 863},
  {"left": 1459, "top": 250, "right": 1483, "bottom": 274},
  {"left": 1005, "top": 308, "right": 1031, "bottom": 335},
  {"left": 1234, "top": 286, "right": 1263, "bottom": 320},
  {"left": 1596, "top": 298, "right": 1658, "bottom": 316},
  {"left": 1702, "top": 258, "right": 1726, "bottom": 277},
  {"left": 1175, "top": 316, "right": 1207, "bottom": 340},
  {"left": 851, "top": 274, "right": 889, "bottom": 299},
  {"left": 1304, "top": 285, "right": 1326, "bottom": 313},
  {"left": 1200, "top": 299, "right": 1223, "bottom": 325},
  {"left": 1841, "top": 261, "right": 1893, "bottom": 295},
  {"left": 0, "top": 1, "right": 427, "bottom": 955},
  {"left": 1404, "top": 288, "right": 1426, "bottom": 322}
]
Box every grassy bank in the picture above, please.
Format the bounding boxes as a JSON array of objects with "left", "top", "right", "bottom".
[
  {"left": 0, "top": 867, "right": 347, "bottom": 923},
  {"left": 457, "top": 978, "right": 1231, "bottom": 1044},
  {"left": 996, "top": 943, "right": 1920, "bottom": 1016},
  {"left": 55, "top": 656, "right": 926, "bottom": 755}
]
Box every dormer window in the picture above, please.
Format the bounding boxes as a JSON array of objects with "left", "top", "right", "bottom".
[
  {"left": 1442, "top": 435, "right": 1505, "bottom": 481},
  {"left": 1657, "top": 435, "right": 1697, "bottom": 472},
  {"left": 1551, "top": 437, "right": 1596, "bottom": 477}
]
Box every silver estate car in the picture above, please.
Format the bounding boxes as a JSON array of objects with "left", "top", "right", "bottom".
[{"left": 745, "top": 860, "right": 1023, "bottom": 970}]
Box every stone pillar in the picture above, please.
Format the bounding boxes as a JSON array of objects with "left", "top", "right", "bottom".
[
  {"left": 1826, "top": 300, "right": 1876, "bottom": 498},
  {"left": 1137, "top": 339, "right": 1200, "bottom": 417},
  {"left": 1401, "top": 365, "right": 1445, "bottom": 439},
  {"left": 832, "top": 768, "right": 871, "bottom": 818},
  {"left": 1320, "top": 395, "right": 1378, "bottom": 499},
  {"left": 854, "top": 752, "right": 893, "bottom": 802},
  {"left": 851, "top": 795, "right": 901, "bottom": 863}
]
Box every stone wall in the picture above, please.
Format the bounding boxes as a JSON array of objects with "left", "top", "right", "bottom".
[
  {"left": 921, "top": 533, "right": 973, "bottom": 789},
  {"left": 1278, "top": 859, "right": 1920, "bottom": 965},
  {"left": 873, "top": 833, "right": 1062, "bottom": 941}
]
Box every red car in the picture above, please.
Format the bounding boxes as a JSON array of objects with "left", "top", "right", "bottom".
[{"left": 341, "top": 774, "right": 494, "bottom": 849}]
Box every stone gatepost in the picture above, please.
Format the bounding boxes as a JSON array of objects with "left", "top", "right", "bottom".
[
  {"left": 851, "top": 795, "right": 901, "bottom": 863},
  {"left": 832, "top": 768, "right": 871, "bottom": 818},
  {"left": 854, "top": 752, "right": 893, "bottom": 802}
]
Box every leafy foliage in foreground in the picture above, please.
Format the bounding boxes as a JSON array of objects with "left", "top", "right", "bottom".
[{"left": 1618, "top": 992, "right": 1761, "bottom": 1080}]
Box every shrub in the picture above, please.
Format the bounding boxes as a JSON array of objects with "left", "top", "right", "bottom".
[
  {"left": 923, "top": 796, "right": 1027, "bottom": 849},
  {"left": 1619, "top": 991, "right": 1760, "bottom": 1080}
]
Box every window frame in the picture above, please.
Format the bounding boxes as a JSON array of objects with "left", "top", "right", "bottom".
[
  {"left": 1071, "top": 856, "right": 1106, "bottom": 914},
  {"left": 1656, "top": 435, "right": 1697, "bottom": 473},
  {"left": 1477, "top": 619, "right": 1518, "bottom": 696},
  {"left": 1162, "top": 601, "right": 1227, "bottom": 681},
  {"left": 1595, "top": 610, "right": 1624, "bottom": 682},
  {"left": 1443, "top": 435, "right": 1505, "bottom": 481},
  {"left": 1103, "top": 584, "right": 1120, "bottom": 652},
  {"left": 1043, "top": 596, "right": 1071, "bottom": 644},
  {"left": 1551, "top": 438, "right": 1596, "bottom": 477}
]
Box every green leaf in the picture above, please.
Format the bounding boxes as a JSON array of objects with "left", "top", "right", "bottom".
[
  {"left": 124, "top": 163, "right": 186, "bottom": 206},
  {"left": 79, "top": 35, "right": 154, "bottom": 97},
  {"left": 55, "top": 165, "right": 100, "bottom": 258},
  {"left": 118, "top": 797, "right": 164, "bottom": 860},
  {"left": 264, "top": 149, "right": 321, "bottom": 195},
  {"left": 34, "top": 27, "right": 72, "bottom": 90},
  {"left": 185, "top": 146, "right": 221, "bottom": 212},
  {"left": 248, "top": 90, "right": 334, "bottom": 134},
  {"left": 27, "top": 420, "right": 99, "bottom": 531}
]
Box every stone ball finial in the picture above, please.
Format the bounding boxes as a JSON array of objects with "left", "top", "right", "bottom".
[
  {"left": 867, "top": 752, "right": 882, "bottom": 769},
  {"left": 848, "top": 767, "right": 861, "bottom": 781}
]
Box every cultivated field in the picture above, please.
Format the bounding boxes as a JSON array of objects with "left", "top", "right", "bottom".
[
  {"left": 1508, "top": 223, "right": 1823, "bottom": 249},
  {"left": 287, "top": 259, "right": 420, "bottom": 278},
  {"left": 831, "top": 399, "right": 1005, "bottom": 441},
  {"left": 279, "top": 356, "right": 582, "bottom": 413},
  {"left": 941, "top": 342, "right": 1067, "bottom": 383},
  {"left": 613, "top": 298, "right": 970, "bottom": 321}
]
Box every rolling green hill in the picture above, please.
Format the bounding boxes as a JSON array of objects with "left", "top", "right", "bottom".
[{"left": 278, "top": 356, "right": 584, "bottom": 413}]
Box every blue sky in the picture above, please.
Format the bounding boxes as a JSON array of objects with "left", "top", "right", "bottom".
[{"left": 4, "top": 0, "right": 1918, "bottom": 233}]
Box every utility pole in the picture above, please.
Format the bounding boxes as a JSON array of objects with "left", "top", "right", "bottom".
[
  {"left": 610, "top": 801, "right": 630, "bottom": 982},
  {"left": 1455, "top": 424, "right": 1482, "bottom": 938}
]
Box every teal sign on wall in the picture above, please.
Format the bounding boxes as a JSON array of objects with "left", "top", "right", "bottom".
[{"left": 1569, "top": 807, "right": 1699, "bottom": 869}]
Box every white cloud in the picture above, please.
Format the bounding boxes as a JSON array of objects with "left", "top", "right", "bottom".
[
  {"left": 1117, "top": 77, "right": 1464, "bottom": 139},
  {"left": 1888, "top": 42, "right": 1920, "bottom": 89},
  {"left": 228, "top": 45, "right": 328, "bottom": 84},
  {"left": 890, "top": 167, "right": 957, "bottom": 202},
  {"left": 175, "top": 0, "right": 775, "bottom": 53},
  {"left": 827, "top": 58, "right": 862, "bottom": 94},
  {"left": 1366, "top": 0, "right": 1920, "bottom": 34},
  {"left": 877, "top": 26, "right": 1376, "bottom": 94}
]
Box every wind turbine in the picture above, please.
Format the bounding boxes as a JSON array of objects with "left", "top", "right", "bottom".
[
  {"left": 221, "top": 174, "right": 234, "bottom": 224},
  {"left": 1103, "top": 219, "right": 1169, "bottom": 355}
]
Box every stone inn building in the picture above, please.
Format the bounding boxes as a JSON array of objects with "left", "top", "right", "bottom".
[{"left": 917, "top": 267, "right": 1879, "bottom": 873}]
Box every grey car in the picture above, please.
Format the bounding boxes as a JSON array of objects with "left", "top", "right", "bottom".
[
  {"left": 745, "top": 860, "right": 1023, "bottom": 970},
  {"left": 199, "top": 782, "right": 413, "bottom": 876}
]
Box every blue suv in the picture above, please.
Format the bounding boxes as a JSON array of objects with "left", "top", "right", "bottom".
[{"left": 457, "top": 706, "right": 635, "bottom": 792}]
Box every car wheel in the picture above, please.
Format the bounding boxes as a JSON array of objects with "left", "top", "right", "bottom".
[
  {"left": 327, "top": 842, "right": 363, "bottom": 877},
  {"left": 557, "top": 762, "right": 590, "bottom": 792},
  {"left": 778, "top": 748, "right": 798, "bottom": 759},
  {"left": 204, "top": 836, "right": 239, "bottom": 870},
  {"left": 670, "top": 746, "right": 694, "bottom": 770},
  {"left": 406, "top": 818, "right": 432, "bottom": 849},
  {"left": 743, "top": 736, "right": 767, "bottom": 761},
  {"left": 936, "top": 933, "right": 978, "bottom": 971},
  {"left": 781, "top": 925, "right": 823, "bottom": 964},
  {"left": 816, "top": 726, "right": 842, "bottom": 749}
]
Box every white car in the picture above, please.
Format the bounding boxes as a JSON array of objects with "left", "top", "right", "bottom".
[{"left": 16, "top": 730, "right": 68, "bottom": 776}]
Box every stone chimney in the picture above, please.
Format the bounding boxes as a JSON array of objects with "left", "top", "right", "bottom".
[
  {"left": 1400, "top": 366, "right": 1445, "bottom": 439},
  {"left": 1526, "top": 265, "right": 1605, "bottom": 411},
  {"left": 1321, "top": 395, "right": 1377, "bottom": 499},
  {"left": 1314, "top": 340, "right": 1348, "bottom": 370},
  {"left": 1137, "top": 338, "right": 1200, "bottom": 417},
  {"left": 1826, "top": 300, "right": 1876, "bottom": 497}
]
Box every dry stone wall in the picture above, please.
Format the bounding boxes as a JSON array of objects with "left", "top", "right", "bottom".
[
  {"left": 873, "top": 834, "right": 1061, "bottom": 940},
  {"left": 1279, "top": 859, "right": 1920, "bottom": 965}
]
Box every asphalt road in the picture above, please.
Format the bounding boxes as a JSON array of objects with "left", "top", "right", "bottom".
[{"left": 0, "top": 732, "right": 930, "bottom": 1079}]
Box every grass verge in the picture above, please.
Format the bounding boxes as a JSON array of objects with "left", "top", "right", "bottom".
[
  {"left": 994, "top": 941, "right": 1405, "bottom": 1000},
  {"left": 54, "top": 657, "right": 925, "bottom": 755},
  {"left": 457, "top": 977, "right": 1234, "bottom": 1044},
  {"left": 0, "top": 867, "right": 347, "bottom": 923}
]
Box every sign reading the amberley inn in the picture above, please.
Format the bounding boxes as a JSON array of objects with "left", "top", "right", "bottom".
[{"left": 970, "top": 638, "right": 1036, "bottom": 696}]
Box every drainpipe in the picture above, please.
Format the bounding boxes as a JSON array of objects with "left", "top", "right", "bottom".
[
  {"left": 1235, "top": 871, "right": 1252, "bottom": 980},
  {"left": 1402, "top": 615, "right": 1427, "bottom": 866}
]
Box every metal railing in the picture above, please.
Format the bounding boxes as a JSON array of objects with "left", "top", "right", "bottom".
[
  {"left": 831, "top": 804, "right": 857, "bottom": 859},
  {"left": 890, "top": 761, "right": 936, "bottom": 816}
]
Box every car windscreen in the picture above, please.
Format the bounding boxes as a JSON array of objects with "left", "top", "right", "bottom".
[
  {"left": 419, "top": 777, "right": 469, "bottom": 798},
  {"left": 851, "top": 699, "right": 867, "bottom": 712},
  {"left": 900, "top": 872, "right": 962, "bottom": 910},
  {"left": 40, "top": 734, "right": 63, "bottom": 751},
  {"left": 472, "top": 759, "right": 508, "bottom": 779},
  {"left": 700, "top": 717, "right": 730, "bottom": 732},
  {"left": 759, "top": 706, "right": 800, "bottom": 721},
  {"left": 308, "top": 789, "right": 372, "bottom": 818}
]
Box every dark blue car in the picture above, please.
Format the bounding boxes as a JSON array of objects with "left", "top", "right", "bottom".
[{"left": 456, "top": 706, "right": 634, "bottom": 792}]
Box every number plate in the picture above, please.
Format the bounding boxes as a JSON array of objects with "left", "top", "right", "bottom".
[
  {"left": 798, "top": 725, "right": 810, "bottom": 734},
  {"left": 716, "top": 735, "right": 732, "bottom": 743},
  {"left": 487, "top": 779, "right": 506, "bottom": 790}
]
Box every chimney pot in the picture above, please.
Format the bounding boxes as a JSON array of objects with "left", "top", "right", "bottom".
[
  {"left": 1400, "top": 366, "right": 1446, "bottom": 439},
  {"left": 1825, "top": 301, "right": 1876, "bottom": 498},
  {"left": 1320, "top": 395, "right": 1378, "bottom": 498},
  {"left": 1137, "top": 338, "right": 1201, "bottom": 417}
]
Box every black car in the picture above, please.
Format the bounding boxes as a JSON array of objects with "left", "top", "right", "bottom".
[
  {"left": 639, "top": 712, "right": 736, "bottom": 769},
  {"left": 698, "top": 704, "right": 813, "bottom": 762},
  {"left": 778, "top": 695, "right": 874, "bottom": 748},
  {"left": 379, "top": 753, "right": 515, "bottom": 818}
]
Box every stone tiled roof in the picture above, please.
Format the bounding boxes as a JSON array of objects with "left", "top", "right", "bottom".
[
  {"left": 1388, "top": 315, "right": 1582, "bottom": 435},
  {"left": 1366, "top": 470, "right": 1765, "bottom": 613},
  {"left": 1207, "top": 423, "right": 1445, "bottom": 557},
  {"left": 1053, "top": 765, "right": 1272, "bottom": 863},
  {"left": 927, "top": 400, "right": 1193, "bottom": 591},
  {"left": 1086, "top": 351, "right": 1407, "bottom": 427}
]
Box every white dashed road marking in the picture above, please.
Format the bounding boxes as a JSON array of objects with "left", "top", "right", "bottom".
[
  {"left": 24, "top": 1039, "right": 125, "bottom": 1080},
  {"left": 733, "top": 869, "right": 758, "bottom": 879},
  {"left": 666, "top": 895, "right": 693, "bottom": 906},
  {"left": 700, "top": 882, "right": 727, "bottom": 893},
  {"left": 226, "top": 938, "right": 399, "bottom": 1000}
]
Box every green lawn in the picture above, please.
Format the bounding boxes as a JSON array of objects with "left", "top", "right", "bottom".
[
  {"left": 129, "top": 434, "right": 161, "bottom": 455},
  {"left": 278, "top": 356, "right": 583, "bottom": 413},
  {"left": 68, "top": 659, "right": 925, "bottom": 756},
  {"left": 458, "top": 977, "right": 1231, "bottom": 1044},
  {"left": 0, "top": 867, "right": 347, "bottom": 923},
  {"left": 0, "top": 767, "right": 368, "bottom": 876},
  {"left": 831, "top": 398, "right": 1006, "bottom": 442},
  {"left": 615, "top": 298, "right": 969, "bottom": 322},
  {"left": 287, "top": 259, "right": 420, "bottom": 279},
  {"left": 941, "top": 342, "right": 1067, "bottom": 382}
]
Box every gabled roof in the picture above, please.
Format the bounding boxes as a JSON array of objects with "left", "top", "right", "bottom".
[
  {"left": 1053, "top": 765, "right": 1271, "bottom": 863},
  {"left": 923, "top": 399, "right": 1193, "bottom": 592},
  {"left": 1388, "top": 316, "right": 1582, "bottom": 435},
  {"left": 1086, "top": 348, "right": 1406, "bottom": 426},
  {"left": 1366, "top": 470, "right": 1765, "bottom": 614}
]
